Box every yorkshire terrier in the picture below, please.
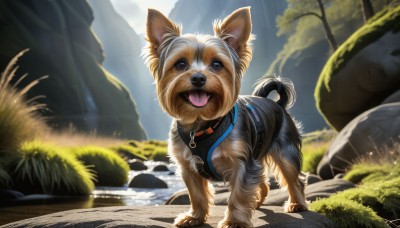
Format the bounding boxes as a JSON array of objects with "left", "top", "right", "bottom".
[{"left": 143, "top": 7, "right": 308, "bottom": 228}]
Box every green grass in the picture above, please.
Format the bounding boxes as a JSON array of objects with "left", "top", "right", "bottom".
[
  {"left": 0, "top": 50, "right": 48, "bottom": 154},
  {"left": 301, "top": 130, "right": 334, "bottom": 174},
  {"left": 310, "top": 197, "right": 388, "bottom": 228},
  {"left": 301, "top": 142, "right": 329, "bottom": 174},
  {"left": 7, "top": 140, "right": 94, "bottom": 195},
  {"left": 71, "top": 146, "right": 129, "bottom": 187}
]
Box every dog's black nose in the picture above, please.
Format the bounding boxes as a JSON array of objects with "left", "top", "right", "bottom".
[{"left": 191, "top": 73, "right": 206, "bottom": 87}]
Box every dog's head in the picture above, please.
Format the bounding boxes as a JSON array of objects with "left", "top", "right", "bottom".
[{"left": 143, "top": 7, "right": 253, "bottom": 124}]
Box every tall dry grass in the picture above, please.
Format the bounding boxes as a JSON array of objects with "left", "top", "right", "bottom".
[{"left": 0, "top": 49, "right": 48, "bottom": 155}]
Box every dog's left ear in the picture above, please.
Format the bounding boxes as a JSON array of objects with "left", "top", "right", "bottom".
[{"left": 214, "top": 7, "right": 252, "bottom": 53}]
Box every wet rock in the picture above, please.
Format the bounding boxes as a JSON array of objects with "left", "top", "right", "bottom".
[
  {"left": 0, "top": 189, "right": 24, "bottom": 201},
  {"left": 128, "top": 160, "right": 147, "bottom": 171},
  {"left": 129, "top": 173, "right": 168, "bottom": 189},
  {"left": 152, "top": 165, "right": 169, "bottom": 172}
]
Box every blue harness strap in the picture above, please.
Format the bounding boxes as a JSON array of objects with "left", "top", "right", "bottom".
[{"left": 177, "top": 104, "right": 238, "bottom": 181}]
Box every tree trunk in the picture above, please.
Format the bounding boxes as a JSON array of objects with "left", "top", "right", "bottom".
[
  {"left": 361, "top": 0, "right": 375, "bottom": 23},
  {"left": 316, "top": 0, "right": 338, "bottom": 51}
]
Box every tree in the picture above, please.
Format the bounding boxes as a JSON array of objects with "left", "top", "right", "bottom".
[
  {"left": 277, "top": 0, "right": 338, "bottom": 51},
  {"left": 360, "top": 0, "right": 375, "bottom": 22}
]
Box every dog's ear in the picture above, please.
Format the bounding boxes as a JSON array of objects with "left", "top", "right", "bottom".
[
  {"left": 146, "top": 9, "right": 181, "bottom": 50},
  {"left": 214, "top": 7, "right": 252, "bottom": 53}
]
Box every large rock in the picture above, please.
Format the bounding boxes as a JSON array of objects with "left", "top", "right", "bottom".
[
  {"left": 166, "top": 178, "right": 354, "bottom": 206},
  {"left": 317, "top": 103, "right": 400, "bottom": 179},
  {"left": 315, "top": 6, "right": 400, "bottom": 131},
  {"left": 1, "top": 205, "right": 334, "bottom": 228},
  {"left": 0, "top": 0, "right": 147, "bottom": 139}
]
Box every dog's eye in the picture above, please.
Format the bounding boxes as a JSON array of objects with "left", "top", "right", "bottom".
[
  {"left": 174, "top": 59, "right": 187, "bottom": 71},
  {"left": 211, "top": 60, "right": 223, "bottom": 71}
]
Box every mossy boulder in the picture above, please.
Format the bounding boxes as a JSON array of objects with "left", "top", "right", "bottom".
[
  {"left": 0, "top": 0, "right": 146, "bottom": 139},
  {"left": 315, "top": 5, "right": 400, "bottom": 131},
  {"left": 71, "top": 146, "right": 129, "bottom": 187}
]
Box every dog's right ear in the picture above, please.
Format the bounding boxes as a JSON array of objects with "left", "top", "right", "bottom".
[{"left": 146, "top": 9, "right": 181, "bottom": 51}]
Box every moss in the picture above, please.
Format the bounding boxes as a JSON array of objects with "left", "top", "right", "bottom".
[
  {"left": 343, "top": 163, "right": 391, "bottom": 184},
  {"left": 110, "top": 144, "right": 147, "bottom": 161},
  {"left": 8, "top": 141, "right": 94, "bottom": 195},
  {"left": 310, "top": 198, "right": 388, "bottom": 228},
  {"left": 72, "top": 146, "right": 129, "bottom": 187}
]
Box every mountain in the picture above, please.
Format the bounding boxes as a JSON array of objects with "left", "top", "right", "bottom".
[{"left": 0, "top": 0, "right": 147, "bottom": 140}]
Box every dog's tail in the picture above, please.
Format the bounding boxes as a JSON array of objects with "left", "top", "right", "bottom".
[{"left": 252, "top": 75, "right": 296, "bottom": 110}]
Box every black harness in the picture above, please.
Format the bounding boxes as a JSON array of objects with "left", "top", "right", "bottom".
[{"left": 177, "top": 100, "right": 265, "bottom": 181}]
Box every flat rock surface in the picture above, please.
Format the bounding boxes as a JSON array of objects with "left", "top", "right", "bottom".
[{"left": 2, "top": 205, "right": 334, "bottom": 228}]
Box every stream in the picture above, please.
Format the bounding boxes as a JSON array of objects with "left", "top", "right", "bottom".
[{"left": 0, "top": 161, "right": 185, "bottom": 225}]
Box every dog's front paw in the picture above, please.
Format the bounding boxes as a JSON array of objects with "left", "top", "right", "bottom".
[
  {"left": 218, "top": 220, "right": 253, "bottom": 228},
  {"left": 174, "top": 213, "right": 205, "bottom": 227},
  {"left": 284, "top": 202, "right": 308, "bottom": 213}
]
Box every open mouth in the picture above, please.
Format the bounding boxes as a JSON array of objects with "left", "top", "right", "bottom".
[{"left": 180, "top": 90, "right": 212, "bottom": 108}]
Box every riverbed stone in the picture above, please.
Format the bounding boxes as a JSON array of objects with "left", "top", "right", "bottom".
[
  {"left": 152, "top": 165, "right": 169, "bottom": 172},
  {"left": 1, "top": 205, "right": 335, "bottom": 227},
  {"left": 129, "top": 173, "right": 168, "bottom": 189},
  {"left": 128, "top": 159, "right": 148, "bottom": 171}
]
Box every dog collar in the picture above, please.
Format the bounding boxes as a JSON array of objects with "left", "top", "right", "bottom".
[{"left": 177, "top": 104, "right": 238, "bottom": 181}]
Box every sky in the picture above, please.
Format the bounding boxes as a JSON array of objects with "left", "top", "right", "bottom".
[{"left": 111, "top": 0, "right": 178, "bottom": 35}]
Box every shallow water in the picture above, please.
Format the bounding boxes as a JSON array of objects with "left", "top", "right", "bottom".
[{"left": 0, "top": 161, "right": 185, "bottom": 225}]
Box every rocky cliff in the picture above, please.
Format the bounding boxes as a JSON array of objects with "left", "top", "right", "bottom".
[
  {"left": 0, "top": 0, "right": 146, "bottom": 140},
  {"left": 88, "top": 0, "right": 171, "bottom": 139}
]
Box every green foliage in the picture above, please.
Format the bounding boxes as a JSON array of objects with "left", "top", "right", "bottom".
[
  {"left": 0, "top": 50, "right": 48, "bottom": 153},
  {"left": 310, "top": 198, "right": 388, "bottom": 228},
  {"left": 71, "top": 146, "right": 129, "bottom": 187},
  {"left": 277, "top": 0, "right": 329, "bottom": 36},
  {"left": 301, "top": 130, "right": 333, "bottom": 173},
  {"left": 0, "top": 164, "right": 11, "bottom": 188},
  {"left": 301, "top": 142, "right": 328, "bottom": 173},
  {"left": 270, "top": 0, "right": 389, "bottom": 75},
  {"left": 7, "top": 140, "right": 94, "bottom": 195}
]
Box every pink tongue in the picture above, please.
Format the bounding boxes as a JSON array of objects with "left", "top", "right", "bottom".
[{"left": 188, "top": 91, "right": 209, "bottom": 107}]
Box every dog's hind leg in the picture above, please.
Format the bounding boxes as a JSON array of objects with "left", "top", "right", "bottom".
[{"left": 267, "top": 117, "right": 308, "bottom": 213}]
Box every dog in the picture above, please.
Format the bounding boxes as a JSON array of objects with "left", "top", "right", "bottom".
[{"left": 143, "top": 7, "right": 308, "bottom": 227}]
